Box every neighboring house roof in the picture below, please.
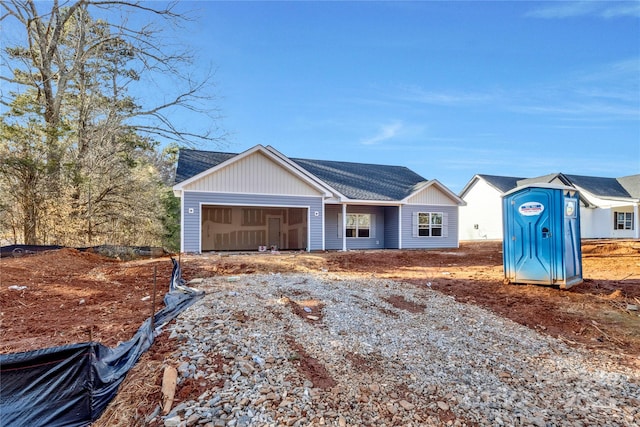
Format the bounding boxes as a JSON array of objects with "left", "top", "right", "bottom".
[
  {"left": 563, "top": 174, "right": 633, "bottom": 200},
  {"left": 617, "top": 174, "right": 640, "bottom": 199},
  {"left": 518, "top": 173, "right": 637, "bottom": 201},
  {"left": 461, "top": 172, "right": 639, "bottom": 204},
  {"left": 174, "top": 147, "right": 432, "bottom": 202},
  {"left": 516, "top": 173, "right": 559, "bottom": 188},
  {"left": 458, "top": 174, "right": 524, "bottom": 198}
]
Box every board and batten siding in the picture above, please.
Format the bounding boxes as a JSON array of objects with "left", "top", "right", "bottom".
[
  {"left": 401, "top": 205, "right": 460, "bottom": 249},
  {"left": 406, "top": 185, "right": 456, "bottom": 205},
  {"left": 182, "top": 151, "right": 321, "bottom": 196},
  {"left": 182, "top": 192, "right": 324, "bottom": 252}
]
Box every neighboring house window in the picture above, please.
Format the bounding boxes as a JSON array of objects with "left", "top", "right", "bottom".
[
  {"left": 417, "top": 212, "right": 443, "bottom": 237},
  {"left": 347, "top": 213, "right": 370, "bottom": 237},
  {"left": 615, "top": 212, "right": 634, "bottom": 230}
]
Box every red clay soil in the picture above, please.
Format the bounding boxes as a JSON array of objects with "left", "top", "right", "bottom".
[
  {"left": 3, "top": 240, "right": 638, "bottom": 426},
  {"left": 1, "top": 240, "right": 639, "bottom": 359},
  {"left": 0, "top": 249, "right": 175, "bottom": 352}
]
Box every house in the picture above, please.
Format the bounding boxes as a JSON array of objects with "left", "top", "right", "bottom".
[
  {"left": 172, "top": 145, "right": 465, "bottom": 253},
  {"left": 459, "top": 173, "right": 639, "bottom": 240}
]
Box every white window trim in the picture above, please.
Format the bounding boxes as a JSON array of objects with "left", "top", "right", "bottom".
[
  {"left": 412, "top": 211, "right": 448, "bottom": 238},
  {"left": 615, "top": 211, "right": 634, "bottom": 230},
  {"left": 338, "top": 213, "right": 376, "bottom": 238}
]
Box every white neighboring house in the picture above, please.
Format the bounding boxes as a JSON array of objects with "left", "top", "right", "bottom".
[{"left": 459, "top": 173, "right": 639, "bottom": 241}]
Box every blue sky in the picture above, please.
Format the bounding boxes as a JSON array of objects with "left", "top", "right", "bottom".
[
  {"left": 6, "top": 1, "right": 640, "bottom": 192},
  {"left": 170, "top": 1, "right": 639, "bottom": 192}
]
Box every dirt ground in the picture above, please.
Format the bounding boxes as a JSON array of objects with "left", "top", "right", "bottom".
[{"left": 1, "top": 240, "right": 639, "bottom": 423}]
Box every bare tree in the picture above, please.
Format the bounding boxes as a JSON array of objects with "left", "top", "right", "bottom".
[{"left": 1, "top": 0, "right": 223, "bottom": 245}]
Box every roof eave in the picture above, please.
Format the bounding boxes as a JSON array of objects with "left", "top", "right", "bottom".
[{"left": 173, "top": 145, "right": 336, "bottom": 197}]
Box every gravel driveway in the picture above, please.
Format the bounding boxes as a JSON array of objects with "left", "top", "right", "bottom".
[{"left": 157, "top": 273, "right": 640, "bottom": 427}]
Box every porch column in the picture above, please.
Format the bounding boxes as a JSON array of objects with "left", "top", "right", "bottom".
[
  {"left": 635, "top": 203, "right": 639, "bottom": 239},
  {"left": 342, "top": 203, "right": 347, "bottom": 251},
  {"left": 398, "top": 205, "right": 402, "bottom": 249}
]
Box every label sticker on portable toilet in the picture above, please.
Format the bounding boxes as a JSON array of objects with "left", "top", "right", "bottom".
[
  {"left": 565, "top": 200, "right": 576, "bottom": 218},
  {"left": 518, "top": 202, "right": 545, "bottom": 216}
]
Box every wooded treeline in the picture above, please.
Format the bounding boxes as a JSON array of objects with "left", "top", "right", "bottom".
[{"left": 1, "top": 0, "right": 221, "bottom": 250}]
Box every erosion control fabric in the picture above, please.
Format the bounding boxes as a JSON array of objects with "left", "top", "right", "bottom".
[{"left": 0, "top": 258, "right": 203, "bottom": 427}]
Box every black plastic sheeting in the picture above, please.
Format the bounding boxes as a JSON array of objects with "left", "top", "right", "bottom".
[
  {"left": 0, "top": 258, "right": 203, "bottom": 427},
  {"left": 0, "top": 244, "right": 164, "bottom": 259},
  {"left": 0, "top": 244, "right": 64, "bottom": 258}
]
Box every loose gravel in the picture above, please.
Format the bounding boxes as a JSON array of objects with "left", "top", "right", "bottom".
[{"left": 154, "top": 273, "right": 640, "bottom": 427}]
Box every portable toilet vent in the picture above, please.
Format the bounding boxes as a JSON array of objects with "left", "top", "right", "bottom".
[{"left": 502, "top": 184, "right": 582, "bottom": 289}]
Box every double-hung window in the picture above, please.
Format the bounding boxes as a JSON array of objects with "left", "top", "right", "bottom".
[
  {"left": 614, "top": 212, "right": 634, "bottom": 230},
  {"left": 346, "top": 213, "right": 370, "bottom": 237},
  {"left": 417, "top": 212, "right": 443, "bottom": 237}
]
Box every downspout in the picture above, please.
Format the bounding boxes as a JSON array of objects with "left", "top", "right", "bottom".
[{"left": 342, "top": 203, "right": 347, "bottom": 251}]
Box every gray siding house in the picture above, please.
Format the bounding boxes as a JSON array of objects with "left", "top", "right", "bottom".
[{"left": 173, "top": 145, "right": 465, "bottom": 253}]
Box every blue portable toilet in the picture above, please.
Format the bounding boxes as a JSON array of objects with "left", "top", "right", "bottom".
[{"left": 502, "top": 184, "right": 582, "bottom": 289}]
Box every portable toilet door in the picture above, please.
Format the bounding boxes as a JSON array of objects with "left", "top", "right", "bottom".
[{"left": 502, "top": 183, "right": 582, "bottom": 289}]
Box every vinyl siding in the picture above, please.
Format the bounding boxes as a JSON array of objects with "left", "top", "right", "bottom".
[
  {"left": 182, "top": 192, "right": 323, "bottom": 252},
  {"left": 324, "top": 205, "right": 386, "bottom": 250},
  {"left": 384, "top": 206, "right": 400, "bottom": 249},
  {"left": 401, "top": 205, "right": 460, "bottom": 249}
]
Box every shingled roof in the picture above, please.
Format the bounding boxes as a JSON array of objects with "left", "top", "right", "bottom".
[
  {"left": 464, "top": 172, "right": 639, "bottom": 201},
  {"left": 291, "top": 158, "right": 427, "bottom": 200},
  {"left": 517, "top": 173, "right": 637, "bottom": 200},
  {"left": 476, "top": 174, "right": 525, "bottom": 193},
  {"left": 562, "top": 174, "right": 634, "bottom": 199},
  {"left": 174, "top": 148, "right": 429, "bottom": 201},
  {"left": 174, "top": 149, "right": 236, "bottom": 184}
]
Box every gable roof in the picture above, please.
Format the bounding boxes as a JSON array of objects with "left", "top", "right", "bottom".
[
  {"left": 461, "top": 172, "right": 639, "bottom": 203},
  {"left": 618, "top": 174, "right": 640, "bottom": 198},
  {"left": 174, "top": 149, "right": 236, "bottom": 184},
  {"left": 518, "top": 173, "right": 637, "bottom": 201},
  {"left": 562, "top": 174, "right": 633, "bottom": 199},
  {"left": 478, "top": 174, "right": 524, "bottom": 193},
  {"left": 458, "top": 174, "right": 524, "bottom": 198},
  {"left": 291, "top": 157, "right": 427, "bottom": 201},
  {"left": 174, "top": 147, "right": 431, "bottom": 201}
]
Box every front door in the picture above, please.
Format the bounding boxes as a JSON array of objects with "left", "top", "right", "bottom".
[
  {"left": 511, "top": 189, "right": 553, "bottom": 284},
  {"left": 268, "top": 217, "right": 281, "bottom": 249}
]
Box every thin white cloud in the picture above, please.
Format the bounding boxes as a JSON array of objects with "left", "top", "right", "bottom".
[
  {"left": 396, "top": 85, "right": 493, "bottom": 106},
  {"left": 601, "top": 3, "right": 640, "bottom": 18},
  {"left": 510, "top": 58, "right": 640, "bottom": 120},
  {"left": 360, "top": 121, "right": 403, "bottom": 145},
  {"left": 526, "top": 1, "right": 640, "bottom": 19}
]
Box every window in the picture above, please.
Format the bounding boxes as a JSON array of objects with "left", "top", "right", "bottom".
[
  {"left": 615, "top": 212, "right": 634, "bottom": 230},
  {"left": 346, "top": 213, "right": 370, "bottom": 238},
  {"left": 417, "top": 212, "right": 443, "bottom": 237}
]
